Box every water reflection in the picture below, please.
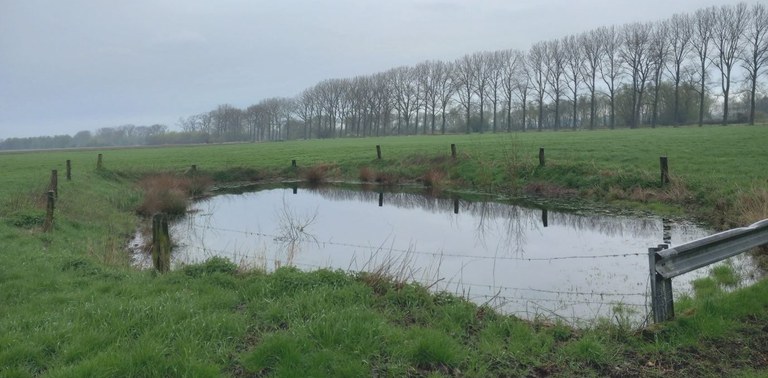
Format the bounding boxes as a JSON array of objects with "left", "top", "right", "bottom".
[{"left": 165, "top": 185, "right": 722, "bottom": 325}]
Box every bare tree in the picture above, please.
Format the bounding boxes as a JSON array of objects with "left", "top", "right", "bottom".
[
  {"left": 620, "top": 22, "right": 653, "bottom": 128},
  {"left": 471, "top": 52, "right": 491, "bottom": 132},
  {"left": 513, "top": 52, "right": 531, "bottom": 131},
  {"left": 425, "top": 60, "right": 454, "bottom": 134},
  {"left": 692, "top": 6, "right": 717, "bottom": 126},
  {"left": 545, "top": 39, "right": 566, "bottom": 130},
  {"left": 598, "top": 25, "right": 623, "bottom": 129},
  {"left": 528, "top": 42, "right": 548, "bottom": 131},
  {"left": 665, "top": 13, "right": 694, "bottom": 126},
  {"left": 741, "top": 2, "right": 768, "bottom": 125},
  {"left": 454, "top": 54, "right": 475, "bottom": 133},
  {"left": 486, "top": 51, "right": 505, "bottom": 132},
  {"left": 390, "top": 67, "right": 418, "bottom": 135},
  {"left": 563, "top": 35, "right": 584, "bottom": 129},
  {"left": 649, "top": 21, "right": 670, "bottom": 127},
  {"left": 500, "top": 49, "right": 522, "bottom": 131},
  {"left": 712, "top": 2, "right": 748, "bottom": 124},
  {"left": 580, "top": 30, "right": 603, "bottom": 130}
]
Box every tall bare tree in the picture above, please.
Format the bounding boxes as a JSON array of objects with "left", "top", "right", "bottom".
[
  {"left": 620, "top": 22, "right": 653, "bottom": 128},
  {"left": 741, "top": 2, "right": 768, "bottom": 125},
  {"left": 666, "top": 13, "right": 694, "bottom": 126},
  {"left": 712, "top": 2, "right": 748, "bottom": 124},
  {"left": 545, "top": 39, "right": 566, "bottom": 130},
  {"left": 564, "top": 35, "right": 584, "bottom": 129},
  {"left": 649, "top": 21, "right": 670, "bottom": 127},
  {"left": 486, "top": 51, "right": 505, "bottom": 132},
  {"left": 500, "top": 49, "right": 522, "bottom": 131},
  {"left": 454, "top": 54, "right": 475, "bottom": 133},
  {"left": 580, "top": 30, "right": 603, "bottom": 130},
  {"left": 692, "top": 7, "right": 717, "bottom": 126},
  {"left": 598, "top": 25, "right": 623, "bottom": 129},
  {"left": 528, "top": 42, "right": 548, "bottom": 131}
]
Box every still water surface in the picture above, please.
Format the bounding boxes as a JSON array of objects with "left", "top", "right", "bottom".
[{"left": 154, "top": 185, "right": 745, "bottom": 323}]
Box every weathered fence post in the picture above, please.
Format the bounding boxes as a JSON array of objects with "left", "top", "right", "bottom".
[
  {"left": 660, "top": 156, "right": 669, "bottom": 186},
  {"left": 291, "top": 159, "right": 297, "bottom": 168},
  {"left": 450, "top": 144, "right": 457, "bottom": 159},
  {"left": 292, "top": 184, "right": 298, "bottom": 194},
  {"left": 378, "top": 192, "right": 383, "bottom": 207},
  {"left": 539, "top": 147, "right": 545, "bottom": 167},
  {"left": 453, "top": 198, "right": 459, "bottom": 214},
  {"left": 152, "top": 214, "right": 171, "bottom": 273},
  {"left": 376, "top": 145, "right": 382, "bottom": 160},
  {"left": 66, "top": 160, "right": 72, "bottom": 181},
  {"left": 50, "top": 170, "right": 58, "bottom": 198},
  {"left": 97, "top": 154, "right": 103, "bottom": 170},
  {"left": 649, "top": 244, "right": 673, "bottom": 323},
  {"left": 541, "top": 209, "right": 548, "bottom": 227},
  {"left": 43, "top": 190, "right": 55, "bottom": 232}
]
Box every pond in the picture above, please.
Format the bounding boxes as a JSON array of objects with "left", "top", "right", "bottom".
[{"left": 137, "top": 184, "right": 754, "bottom": 324}]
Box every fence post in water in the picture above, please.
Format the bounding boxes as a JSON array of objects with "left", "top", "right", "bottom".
[
  {"left": 152, "top": 214, "right": 171, "bottom": 273},
  {"left": 660, "top": 156, "right": 669, "bottom": 186},
  {"left": 378, "top": 192, "right": 383, "bottom": 207},
  {"left": 97, "top": 154, "right": 103, "bottom": 170},
  {"left": 538, "top": 148, "right": 545, "bottom": 167},
  {"left": 50, "top": 170, "right": 58, "bottom": 198},
  {"left": 450, "top": 144, "right": 457, "bottom": 159},
  {"left": 43, "top": 190, "right": 55, "bottom": 232},
  {"left": 541, "top": 209, "right": 548, "bottom": 227},
  {"left": 66, "top": 160, "right": 72, "bottom": 181},
  {"left": 649, "top": 244, "right": 673, "bottom": 323},
  {"left": 453, "top": 198, "right": 459, "bottom": 214}
]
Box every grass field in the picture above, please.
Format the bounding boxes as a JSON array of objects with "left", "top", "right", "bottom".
[{"left": 1, "top": 125, "right": 767, "bottom": 376}]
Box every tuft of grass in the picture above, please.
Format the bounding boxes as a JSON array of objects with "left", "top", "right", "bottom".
[
  {"left": 135, "top": 173, "right": 212, "bottom": 216},
  {"left": 422, "top": 168, "right": 446, "bottom": 188},
  {"left": 710, "top": 264, "right": 741, "bottom": 288},
  {"left": 358, "top": 166, "right": 375, "bottom": 182},
  {"left": 303, "top": 164, "right": 334, "bottom": 185}
]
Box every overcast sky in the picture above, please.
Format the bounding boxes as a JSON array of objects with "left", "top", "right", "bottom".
[{"left": 0, "top": 0, "right": 748, "bottom": 139}]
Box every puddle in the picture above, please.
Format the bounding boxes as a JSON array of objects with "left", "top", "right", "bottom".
[{"left": 134, "top": 185, "right": 759, "bottom": 325}]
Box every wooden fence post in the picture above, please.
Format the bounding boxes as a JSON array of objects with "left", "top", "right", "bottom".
[
  {"left": 450, "top": 144, "right": 457, "bottom": 159},
  {"left": 152, "top": 214, "right": 171, "bottom": 273},
  {"left": 453, "top": 198, "right": 459, "bottom": 214},
  {"left": 97, "top": 154, "right": 103, "bottom": 170},
  {"left": 376, "top": 145, "right": 382, "bottom": 160},
  {"left": 378, "top": 192, "right": 383, "bottom": 207},
  {"left": 50, "top": 170, "right": 58, "bottom": 198},
  {"left": 291, "top": 159, "right": 297, "bottom": 167},
  {"left": 660, "top": 156, "right": 669, "bottom": 186},
  {"left": 541, "top": 209, "right": 548, "bottom": 227},
  {"left": 43, "top": 190, "right": 55, "bottom": 232},
  {"left": 66, "top": 160, "right": 72, "bottom": 181},
  {"left": 649, "top": 244, "right": 673, "bottom": 323},
  {"left": 539, "top": 148, "right": 545, "bottom": 167}
]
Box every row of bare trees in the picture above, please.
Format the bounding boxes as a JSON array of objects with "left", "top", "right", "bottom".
[{"left": 178, "top": 2, "right": 767, "bottom": 142}]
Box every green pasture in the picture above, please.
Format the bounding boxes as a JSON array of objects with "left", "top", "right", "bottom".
[{"left": 1, "top": 125, "right": 767, "bottom": 376}]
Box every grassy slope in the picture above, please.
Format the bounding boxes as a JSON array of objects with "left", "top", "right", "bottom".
[{"left": 1, "top": 125, "right": 767, "bottom": 377}]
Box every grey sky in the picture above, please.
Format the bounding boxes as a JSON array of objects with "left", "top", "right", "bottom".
[{"left": 0, "top": 0, "right": 746, "bottom": 139}]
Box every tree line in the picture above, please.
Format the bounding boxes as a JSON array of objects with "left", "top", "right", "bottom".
[{"left": 2, "top": 2, "right": 766, "bottom": 150}]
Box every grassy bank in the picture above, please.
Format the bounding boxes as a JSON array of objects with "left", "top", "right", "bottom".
[{"left": 1, "top": 125, "right": 767, "bottom": 376}]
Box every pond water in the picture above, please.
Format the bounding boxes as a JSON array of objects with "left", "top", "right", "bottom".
[{"left": 142, "top": 185, "right": 754, "bottom": 324}]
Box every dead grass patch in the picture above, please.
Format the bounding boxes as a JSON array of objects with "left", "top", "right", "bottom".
[
  {"left": 303, "top": 164, "right": 335, "bottom": 185},
  {"left": 136, "top": 173, "right": 212, "bottom": 217},
  {"left": 375, "top": 171, "right": 401, "bottom": 186},
  {"left": 422, "top": 169, "right": 446, "bottom": 188},
  {"left": 358, "top": 166, "right": 375, "bottom": 183},
  {"left": 733, "top": 187, "right": 768, "bottom": 225},
  {"left": 523, "top": 182, "right": 578, "bottom": 198}
]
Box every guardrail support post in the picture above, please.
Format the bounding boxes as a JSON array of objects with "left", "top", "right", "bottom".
[{"left": 649, "top": 244, "right": 673, "bottom": 323}]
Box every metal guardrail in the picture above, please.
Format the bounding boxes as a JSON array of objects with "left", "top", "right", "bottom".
[{"left": 649, "top": 219, "right": 768, "bottom": 323}]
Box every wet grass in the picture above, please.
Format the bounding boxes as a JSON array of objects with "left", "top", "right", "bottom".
[{"left": 1, "top": 125, "right": 767, "bottom": 376}]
